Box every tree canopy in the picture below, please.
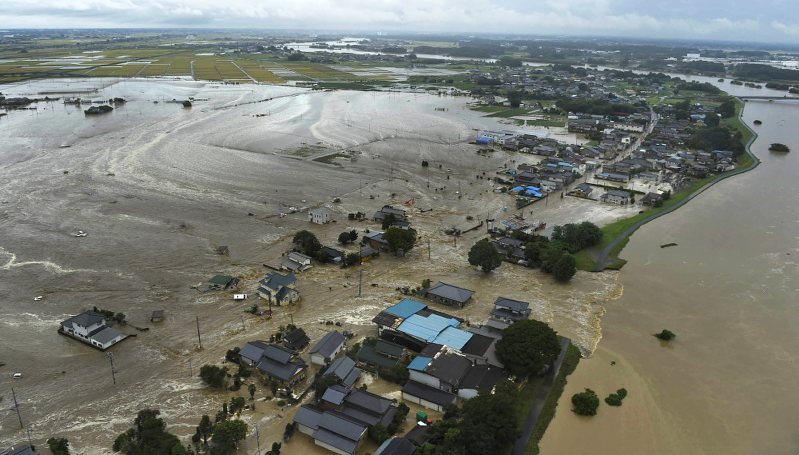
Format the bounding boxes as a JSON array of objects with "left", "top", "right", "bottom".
[
  {"left": 496, "top": 320, "right": 561, "bottom": 377},
  {"left": 552, "top": 254, "right": 577, "bottom": 283},
  {"left": 382, "top": 227, "right": 416, "bottom": 253},
  {"left": 211, "top": 420, "right": 248, "bottom": 454},
  {"left": 199, "top": 365, "right": 228, "bottom": 388},
  {"left": 571, "top": 389, "right": 600, "bottom": 416},
  {"left": 292, "top": 230, "right": 321, "bottom": 256},
  {"left": 551, "top": 222, "right": 603, "bottom": 253},
  {"left": 113, "top": 409, "right": 186, "bottom": 455},
  {"left": 468, "top": 238, "right": 503, "bottom": 273},
  {"left": 47, "top": 438, "right": 71, "bottom": 455}
]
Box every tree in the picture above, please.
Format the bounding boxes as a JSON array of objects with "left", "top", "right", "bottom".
[
  {"left": 381, "top": 213, "right": 397, "bottom": 229},
  {"left": 315, "top": 374, "right": 340, "bottom": 401},
  {"left": 717, "top": 98, "right": 736, "bottom": 118},
  {"left": 506, "top": 90, "right": 523, "bottom": 108},
  {"left": 292, "top": 230, "right": 321, "bottom": 256},
  {"left": 605, "top": 388, "right": 628, "bottom": 407},
  {"left": 496, "top": 320, "right": 561, "bottom": 377},
  {"left": 382, "top": 227, "right": 416, "bottom": 253},
  {"left": 344, "top": 252, "right": 360, "bottom": 266},
  {"left": 551, "top": 222, "right": 602, "bottom": 252},
  {"left": 467, "top": 238, "right": 502, "bottom": 273},
  {"left": 571, "top": 389, "right": 600, "bottom": 416},
  {"left": 211, "top": 420, "right": 248, "bottom": 453},
  {"left": 654, "top": 329, "right": 676, "bottom": 341},
  {"left": 349, "top": 230, "right": 358, "bottom": 242},
  {"left": 269, "top": 442, "right": 282, "bottom": 454},
  {"left": 552, "top": 254, "right": 577, "bottom": 282},
  {"left": 459, "top": 381, "right": 519, "bottom": 455},
  {"left": 47, "top": 437, "right": 70, "bottom": 455},
  {"left": 113, "top": 409, "right": 185, "bottom": 454},
  {"left": 248, "top": 383, "right": 256, "bottom": 400},
  {"left": 195, "top": 415, "right": 214, "bottom": 446},
  {"left": 199, "top": 365, "right": 228, "bottom": 388},
  {"left": 338, "top": 232, "right": 352, "bottom": 245},
  {"left": 229, "top": 396, "right": 246, "bottom": 416},
  {"left": 704, "top": 113, "right": 720, "bottom": 127},
  {"left": 421, "top": 278, "right": 431, "bottom": 289}
]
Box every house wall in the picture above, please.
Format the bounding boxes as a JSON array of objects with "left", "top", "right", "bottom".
[
  {"left": 94, "top": 334, "right": 124, "bottom": 350},
  {"left": 458, "top": 389, "right": 479, "bottom": 400},
  {"left": 311, "top": 353, "right": 327, "bottom": 366},
  {"left": 70, "top": 320, "right": 105, "bottom": 337},
  {"left": 409, "top": 370, "right": 441, "bottom": 390},
  {"left": 297, "top": 423, "right": 315, "bottom": 436},
  {"left": 401, "top": 391, "right": 444, "bottom": 412}
]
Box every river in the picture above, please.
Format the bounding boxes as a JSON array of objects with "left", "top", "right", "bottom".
[{"left": 541, "top": 77, "right": 799, "bottom": 454}]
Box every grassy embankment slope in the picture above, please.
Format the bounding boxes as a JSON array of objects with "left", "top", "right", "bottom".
[{"left": 574, "top": 98, "right": 758, "bottom": 271}]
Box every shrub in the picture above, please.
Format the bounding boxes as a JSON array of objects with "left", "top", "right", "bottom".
[{"left": 571, "top": 389, "right": 600, "bottom": 416}]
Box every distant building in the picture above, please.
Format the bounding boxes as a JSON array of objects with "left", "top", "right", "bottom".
[
  {"left": 373, "top": 206, "right": 407, "bottom": 224},
  {"left": 284, "top": 328, "right": 310, "bottom": 351},
  {"left": 309, "top": 207, "right": 332, "bottom": 224},
  {"left": 239, "top": 342, "right": 307, "bottom": 387},
  {"left": 59, "top": 311, "right": 127, "bottom": 350},
  {"left": 601, "top": 189, "right": 632, "bottom": 205},
  {"left": 282, "top": 252, "right": 313, "bottom": 273},
  {"left": 208, "top": 275, "right": 239, "bottom": 290}
]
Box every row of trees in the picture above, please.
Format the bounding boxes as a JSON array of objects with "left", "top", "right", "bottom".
[
  {"left": 467, "top": 231, "right": 581, "bottom": 282},
  {"left": 551, "top": 222, "right": 603, "bottom": 253}
]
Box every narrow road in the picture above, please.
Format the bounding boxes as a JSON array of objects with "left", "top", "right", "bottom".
[
  {"left": 594, "top": 103, "right": 759, "bottom": 271},
  {"left": 512, "top": 337, "right": 571, "bottom": 455}
]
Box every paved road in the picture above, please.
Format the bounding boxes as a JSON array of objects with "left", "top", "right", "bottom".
[
  {"left": 512, "top": 337, "right": 571, "bottom": 455},
  {"left": 594, "top": 102, "right": 760, "bottom": 271}
]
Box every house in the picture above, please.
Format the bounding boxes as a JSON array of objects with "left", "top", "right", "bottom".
[
  {"left": 240, "top": 342, "right": 308, "bottom": 387},
  {"left": 372, "top": 299, "right": 473, "bottom": 352},
  {"left": 424, "top": 282, "right": 475, "bottom": 308},
  {"left": 257, "top": 271, "right": 300, "bottom": 306},
  {"left": 572, "top": 183, "right": 594, "bottom": 198},
  {"left": 320, "top": 247, "right": 344, "bottom": 264},
  {"left": 293, "top": 406, "right": 368, "bottom": 455},
  {"left": 359, "top": 245, "right": 378, "bottom": 261},
  {"left": 310, "top": 331, "right": 347, "bottom": 365},
  {"left": 323, "top": 356, "right": 362, "bottom": 388},
  {"left": 374, "top": 438, "right": 416, "bottom": 455},
  {"left": 0, "top": 446, "right": 39, "bottom": 455},
  {"left": 364, "top": 231, "right": 390, "bottom": 252},
  {"left": 284, "top": 328, "right": 310, "bottom": 351},
  {"left": 373, "top": 205, "right": 407, "bottom": 224},
  {"left": 457, "top": 364, "right": 505, "bottom": 400},
  {"left": 356, "top": 341, "right": 404, "bottom": 369},
  {"left": 490, "top": 297, "right": 531, "bottom": 324},
  {"left": 294, "top": 388, "right": 399, "bottom": 455},
  {"left": 601, "top": 189, "right": 632, "bottom": 205},
  {"left": 408, "top": 349, "right": 472, "bottom": 393},
  {"left": 150, "top": 309, "right": 165, "bottom": 322},
  {"left": 59, "top": 311, "right": 127, "bottom": 350},
  {"left": 208, "top": 275, "right": 239, "bottom": 290},
  {"left": 401, "top": 380, "right": 457, "bottom": 412},
  {"left": 282, "top": 252, "right": 312, "bottom": 273},
  {"left": 309, "top": 207, "right": 333, "bottom": 224},
  {"left": 642, "top": 192, "right": 663, "bottom": 206}
]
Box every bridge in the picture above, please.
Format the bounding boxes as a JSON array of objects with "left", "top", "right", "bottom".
[{"left": 739, "top": 95, "right": 799, "bottom": 101}]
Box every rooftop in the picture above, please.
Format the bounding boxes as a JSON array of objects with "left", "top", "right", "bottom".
[{"left": 427, "top": 282, "right": 475, "bottom": 304}]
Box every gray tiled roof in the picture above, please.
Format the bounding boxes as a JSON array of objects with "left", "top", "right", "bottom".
[
  {"left": 0, "top": 447, "right": 39, "bottom": 455},
  {"left": 321, "top": 385, "right": 348, "bottom": 406},
  {"left": 427, "top": 282, "right": 474, "bottom": 303},
  {"left": 402, "top": 381, "right": 456, "bottom": 407},
  {"left": 424, "top": 353, "right": 472, "bottom": 386},
  {"left": 293, "top": 405, "right": 323, "bottom": 429},
  {"left": 344, "top": 389, "right": 392, "bottom": 415},
  {"left": 61, "top": 311, "right": 105, "bottom": 329},
  {"left": 92, "top": 326, "right": 123, "bottom": 345},
  {"left": 493, "top": 297, "right": 530, "bottom": 313},
  {"left": 309, "top": 331, "right": 346, "bottom": 358},
  {"left": 318, "top": 411, "right": 367, "bottom": 442}
]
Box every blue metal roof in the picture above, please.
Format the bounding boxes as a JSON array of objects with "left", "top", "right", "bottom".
[
  {"left": 511, "top": 186, "right": 524, "bottom": 193},
  {"left": 384, "top": 299, "right": 427, "bottom": 319},
  {"left": 398, "top": 313, "right": 459, "bottom": 342},
  {"left": 432, "top": 326, "right": 473, "bottom": 351},
  {"left": 408, "top": 356, "right": 432, "bottom": 371}
]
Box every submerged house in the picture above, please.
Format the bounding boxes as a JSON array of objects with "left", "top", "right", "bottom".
[
  {"left": 423, "top": 282, "right": 475, "bottom": 308},
  {"left": 59, "top": 311, "right": 127, "bottom": 350},
  {"left": 257, "top": 271, "right": 300, "bottom": 306},
  {"left": 309, "top": 331, "right": 347, "bottom": 366},
  {"left": 239, "top": 342, "right": 308, "bottom": 387}
]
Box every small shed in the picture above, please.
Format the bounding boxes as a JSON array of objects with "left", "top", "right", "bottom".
[{"left": 150, "top": 310, "right": 165, "bottom": 322}]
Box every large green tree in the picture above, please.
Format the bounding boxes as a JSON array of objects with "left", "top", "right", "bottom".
[
  {"left": 552, "top": 254, "right": 577, "bottom": 283},
  {"left": 211, "top": 420, "right": 248, "bottom": 454},
  {"left": 199, "top": 365, "right": 228, "bottom": 388},
  {"left": 496, "top": 320, "right": 561, "bottom": 377},
  {"left": 113, "top": 409, "right": 187, "bottom": 455},
  {"left": 468, "top": 238, "right": 503, "bottom": 273},
  {"left": 292, "top": 230, "right": 321, "bottom": 256},
  {"left": 459, "top": 381, "right": 520, "bottom": 455},
  {"left": 382, "top": 227, "right": 416, "bottom": 253},
  {"left": 571, "top": 389, "right": 600, "bottom": 416},
  {"left": 47, "top": 438, "right": 70, "bottom": 455}
]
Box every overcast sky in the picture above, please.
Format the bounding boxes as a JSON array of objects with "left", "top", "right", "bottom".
[{"left": 2, "top": 0, "right": 799, "bottom": 44}]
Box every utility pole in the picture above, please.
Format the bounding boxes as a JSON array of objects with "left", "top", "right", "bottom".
[
  {"left": 188, "top": 356, "right": 193, "bottom": 377},
  {"left": 358, "top": 268, "right": 363, "bottom": 297},
  {"left": 255, "top": 425, "right": 261, "bottom": 455},
  {"left": 196, "top": 315, "right": 202, "bottom": 349},
  {"left": 428, "top": 239, "right": 431, "bottom": 261},
  {"left": 11, "top": 388, "right": 23, "bottom": 429},
  {"left": 107, "top": 352, "right": 117, "bottom": 385}
]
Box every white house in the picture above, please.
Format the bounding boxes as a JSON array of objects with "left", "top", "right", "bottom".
[
  {"left": 601, "top": 189, "right": 632, "bottom": 205},
  {"left": 309, "top": 207, "right": 332, "bottom": 225},
  {"left": 60, "top": 311, "right": 127, "bottom": 350}
]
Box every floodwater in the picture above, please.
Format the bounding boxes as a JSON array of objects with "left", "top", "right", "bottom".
[
  {"left": 0, "top": 77, "right": 628, "bottom": 453},
  {"left": 542, "top": 85, "right": 799, "bottom": 452}
]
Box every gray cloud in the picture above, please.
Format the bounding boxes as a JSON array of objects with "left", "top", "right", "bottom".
[{"left": 1, "top": 0, "right": 798, "bottom": 44}]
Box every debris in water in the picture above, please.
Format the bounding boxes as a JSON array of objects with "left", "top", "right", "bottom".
[{"left": 660, "top": 243, "right": 678, "bottom": 248}]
